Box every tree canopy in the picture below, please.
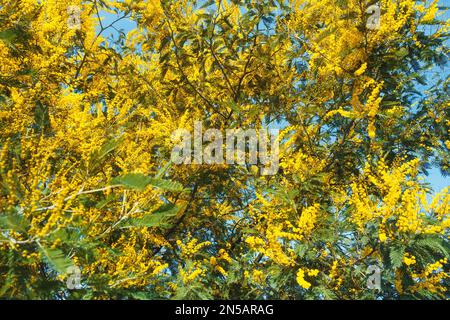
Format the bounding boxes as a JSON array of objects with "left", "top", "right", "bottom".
[{"left": 0, "top": 0, "right": 449, "bottom": 299}]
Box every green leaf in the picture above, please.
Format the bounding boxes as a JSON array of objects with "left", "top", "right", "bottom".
[
  {"left": 159, "top": 36, "right": 171, "bottom": 51},
  {"left": 111, "top": 173, "right": 185, "bottom": 192},
  {"left": 94, "top": 138, "right": 122, "bottom": 161},
  {"left": 414, "top": 235, "right": 450, "bottom": 259},
  {"left": 148, "top": 178, "right": 185, "bottom": 192},
  {"left": 121, "top": 203, "right": 181, "bottom": 228},
  {"left": 155, "top": 161, "right": 173, "bottom": 179},
  {"left": 111, "top": 173, "right": 152, "bottom": 191},
  {"left": 173, "top": 286, "right": 189, "bottom": 300},
  {"left": 33, "top": 101, "right": 51, "bottom": 134},
  {"left": 0, "top": 213, "right": 29, "bottom": 233},
  {"left": 0, "top": 271, "right": 14, "bottom": 297},
  {"left": 0, "top": 28, "right": 20, "bottom": 44},
  {"left": 389, "top": 245, "right": 405, "bottom": 269},
  {"left": 395, "top": 47, "right": 409, "bottom": 59},
  {"left": 39, "top": 247, "right": 74, "bottom": 274},
  {"left": 193, "top": 287, "right": 214, "bottom": 300},
  {"left": 130, "top": 291, "right": 159, "bottom": 300},
  {"left": 95, "top": 194, "right": 116, "bottom": 209},
  {"left": 88, "top": 137, "right": 122, "bottom": 173},
  {"left": 314, "top": 286, "right": 338, "bottom": 300}
]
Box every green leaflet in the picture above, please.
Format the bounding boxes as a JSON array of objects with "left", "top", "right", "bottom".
[
  {"left": 111, "top": 173, "right": 151, "bottom": 190},
  {"left": 88, "top": 137, "right": 123, "bottom": 173},
  {"left": 147, "top": 178, "right": 185, "bottom": 192},
  {"left": 121, "top": 203, "right": 182, "bottom": 229},
  {"left": 33, "top": 101, "right": 51, "bottom": 134},
  {"left": 0, "top": 213, "right": 29, "bottom": 233},
  {"left": 389, "top": 245, "right": 405, "bottom": 270},
  {"left": 111, "top": 173, "right": 185, "bottom": 192},
  {"left": 0, "top": 28, "right": 20, "bottom": 44},
  {"left": 414, "top": 235, "right": 450, "bottom": 260},
  {"left": 155, "top": 160, "right": 173, "bottom": 179},
  {"left": 39, "top": 247, "right": 74, "bottom": 275}
]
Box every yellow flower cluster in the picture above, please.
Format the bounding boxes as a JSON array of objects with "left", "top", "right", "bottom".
[
  {"left": 328, "top": 260, "right": 344, "bottom": 290},
  {"left": 423, "top": 259, "right": 448, "bottom": 277},
  {"left": 410, "top": 259, "right": 449, "bottom": 295},
  {"left": 176, "top": 236, "right": 213, "bottom": 284},
  {"left": 349, "top": 158, "right": 449, "bottom": 238},
  {"left": 209, "top": 249, "right": 232, "bottom": 277},
  {"left": 288, "top": 0, "right": 421, "bottom": 79},
  {"left": 244, "top": 269, "right": 267, "bottom": 284},
  {"left": 293, "top": 204, "right": 320, "bottom": 240},
  {"left": 180, "top": 265, "right": 206, "bottom": 284},
  {"left": 177, "top": 237, "right": 212, "bottom": 259},
  {"left": 403, "top": 253, "right": 416, "bottom": 266},
  {"left": 296, "top": 268, "right": 319, "bottom": 289}
]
